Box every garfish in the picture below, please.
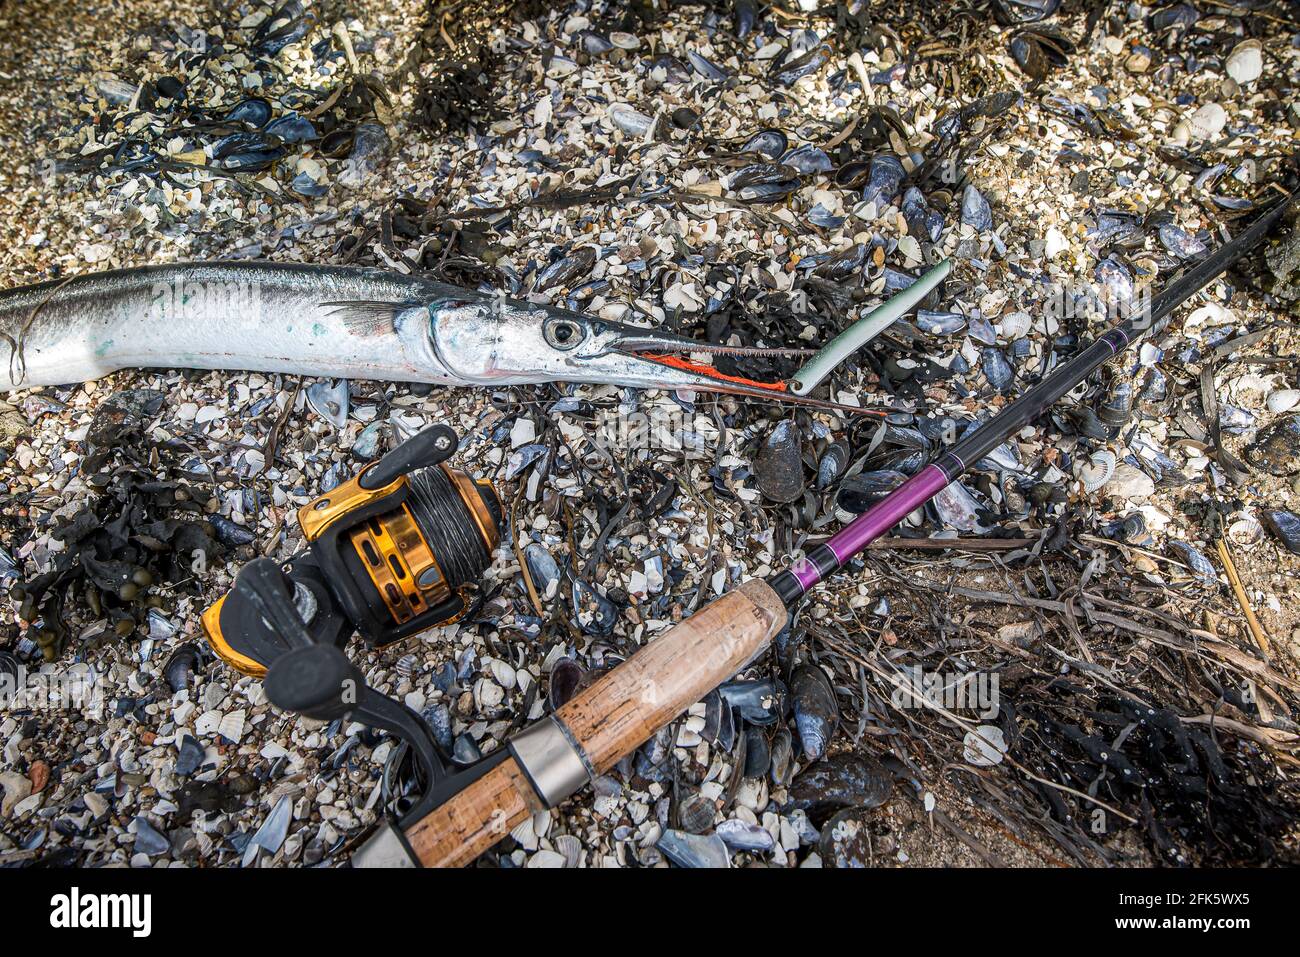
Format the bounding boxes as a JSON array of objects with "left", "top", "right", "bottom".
[{"left": 0, "top": 260, "right": 882, "bottom": 414}]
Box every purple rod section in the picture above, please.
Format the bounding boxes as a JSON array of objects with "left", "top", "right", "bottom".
[{"left": 791, "top": 464, "right": 949, "bottom": 590}]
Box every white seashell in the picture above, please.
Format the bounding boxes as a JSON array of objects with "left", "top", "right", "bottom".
[
  {"left": 963, "top": 726, "right": 1007, "bottom": 766},
  {"left": 1226, "top": 40, "right": 1263, "bottom": 86},
  {"left": 1189, "top": 102, "right": 1226, "bottom": 140},
  {"left": 194, "top": 709, "right": 222, "bottom": 737},
  {"left": 217, "top": 708, "right": 246, "bottom": 744},
  {"left": 609, "top": 31, "right": 640, "bottom": 50},
  {"left": 510, "top": 816, "right": 538, "bottom": 850},
  {"left": 1228, "top": 518, "right": 1263, "bottom": 547},
  {"left": 526, "top": 849, "right": 567, "bottom": 868},
  {"left": 1078, "top": 450, "right": 1116, "bottom": 493},
  {"left": 1044, "top": 227, "right": 1069, "bottom": 258},
  {"left": 1267, "top": 389, "right": 1300, "bottom": 414},
  {"left": 488, "top": 658, "right": 517, "bottom": 690},
  {"left": 553, "top": 833, "right": 583, "bottom": 868},
  {"left": 999, "top": 311, "right": 1032, "bottom": 340},
  {"left": 610, "top": 104, "right": 653, "bottom": 137}
]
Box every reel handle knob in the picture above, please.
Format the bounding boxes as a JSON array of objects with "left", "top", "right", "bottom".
[
  {"left": 263, "top": 645, "right": 450, "bottom": 805},
  {"left": 361, "top": 424, "right": 459, "bottom": 490},
  {"left": 263, "top": 644, "right": 360, "bottom": 720}
]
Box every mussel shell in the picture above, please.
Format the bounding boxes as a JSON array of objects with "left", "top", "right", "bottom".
[
  {"left": 1009, "top": 35, "right": 1050, "bottom": 82},
  {"left": 535, "top": 246, "right": 597, "bottom": 292},
  {"left": 572, "top": 578, "right": 617, "bottom": 635},
  {"left": 816, "top": 441, "right": 850, "bottom": 489},
  {"left": 163, "top": 643, "right": 201, "bottom": 692},
  {"left": 836, "top": 470, "right": 907, "bottom": 513},
  {"left": 305, "top": 378, "right": 349, "bottom": 428},
  {"left": 1262, "top": 509, "right": 1300, "bottom": 555},
  {"left": 1097, "top": 378, "right": 1135, "bottom": 428},
  {"left": 175, "top": 734, "right": 206, "bottom": 777},
  {"left": 754, "top": 419, "right": 805, "bottom": 503},
  {"left": 820, "top": 807, "right": 880, "bottom": 867},
  {"left": 980, "top": 347, "right": 1014, "bottom": 392},
  {"left": 1246, "top": 415, "right": 1300, "bottom": 476},
  {"left": 319, "top": 128, "right": 356, "bottom": 158},
  {"left": 702, "top": 689, "right": 736, "bottom": 750},
  {"left": 716, "top": 818, "right": 775, "bottom": 853},
  {"left": 736, "top": 179, "right": 799, "bottom": 203},
  {"left": 155, "top": 75, "right": 186, "bottom": 102},
  {"left": 834, "top": 160, "right": 871, "bottom": 189},
  {"left": 547, "top": 658, "right": 583, "bottom": 711},
  {"left": 657, "top": 829, "right": 730, "bottom": 868},
  {"left": 992, "top": 0, "right": 1060, "bottom": 25},
  {"left": 790, "top": 665, "right": 839, "bottom": 761},
  {"left": 812, "top": 243, "right": 867, "bottom": 282},
  {"left": 577, "top": 30, "right": 614, "bottom": 55},
  {"left": 1168, "top": 541, "right": 1217, "bottom": 584},
  {"left": 671, "top": 106, "right": 700, "bottom": 130},
  {"left": 780, "top": 144, "right": 833, "bottom": 174},
  {"left": 730, "top": 162, "right": 799, "bottom": 189},
  {"left": 915, "top": 310, "right": 965, "bottom": 335},
  {"left": 688, "top": 50, "right": 729, "bottom": 80},
  {"left": 743, "top": 728, "right": 771, "bottom": 778},
  {"left": 770, "top": 728, "right": 794, "bottom": 786},
  {"left": 648, "top": 55, "right": 691, "bottom": 84},
  {"left": 738, "top": 128, "right": 788, "bottom": 159},
  {"left": 773, "top": 43, "right": 830, "bottom": 86},
  {"left": 860, "top": 154, "right": 905, "bottom": 208},
  {"left": 265, "top": 112, "right": 317, "bottom": 143},
  {"left": 225, "top": 97, "right": 272, "bottom": 127},
  {"left": 718, "top": 678, "right": 785, "bottom": 725},
  {"left": 960, "top": 184, "right": 993, "bottom": 232},
  {"left": 790, "top": 752, "right": 893, "bottom": 824}
]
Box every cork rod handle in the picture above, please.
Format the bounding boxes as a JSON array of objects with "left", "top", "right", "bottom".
[{"left": 402, "top": 579, "right": 788, "bottom": 867}]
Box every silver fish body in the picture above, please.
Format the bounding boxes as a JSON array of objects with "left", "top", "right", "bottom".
[
  {"left": 0, "top": 261, "right": 875, "bottom": 414},
  {"left": 0, "top": 262, "right": 472, "bottom": 390}
]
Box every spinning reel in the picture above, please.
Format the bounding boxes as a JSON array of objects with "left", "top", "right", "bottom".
[{"left": 200, "top": 424, "right": 503, "bottom": 829}]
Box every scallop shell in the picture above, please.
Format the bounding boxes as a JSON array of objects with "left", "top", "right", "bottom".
[
  {"left": 395, "top": 653, "right": 419, "bottom": 678},
  {"left": 553, "top": 833, "right": 582, "bottom": 868},
  {"left": 510, "top": 815, "right": 537, "bottom": 850},
  {"left": 999, "top": 311, "right": 1032, "bottom": 341},
  {"left": 1228, "top": 518, "right": 1263, "bottom": 546},
  {"left": 217, "top": 708, "right": 246, "bottom": 744},
  {"left": 194, "top": 709, "right": 222, "bottom": 737},
  {"left": 1078, "top": 450, "right": 1116, "bottom": 492}
]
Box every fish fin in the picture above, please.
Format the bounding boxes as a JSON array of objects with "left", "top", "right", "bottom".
[{"left": 321, "top": 300, "right": 411, "bottom": 337}]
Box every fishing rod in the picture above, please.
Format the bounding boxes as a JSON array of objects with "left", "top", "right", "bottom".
[
  {"left": 202, "top": 190, "right": 1295, "bottom": 867},
  {"left": 769, "top": 190, "right": 1298, "bottom": 605}
]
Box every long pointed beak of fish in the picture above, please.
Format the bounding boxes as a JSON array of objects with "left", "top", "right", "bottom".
[{"left": 593, "top": 321, "right": 883, "bottom": 416}]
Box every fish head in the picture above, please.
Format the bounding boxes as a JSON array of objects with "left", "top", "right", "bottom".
[{"left": 428, "top": 293, "right": 875, "bottom": 413}]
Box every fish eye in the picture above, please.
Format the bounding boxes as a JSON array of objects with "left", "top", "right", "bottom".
[{"left": 544, "top": 317, "right": 586, "bottom": 351}]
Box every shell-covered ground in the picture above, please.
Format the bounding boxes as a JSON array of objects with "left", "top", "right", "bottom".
[{"left": 1, "top": 0, "right": 1299, "bottom": 868}]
